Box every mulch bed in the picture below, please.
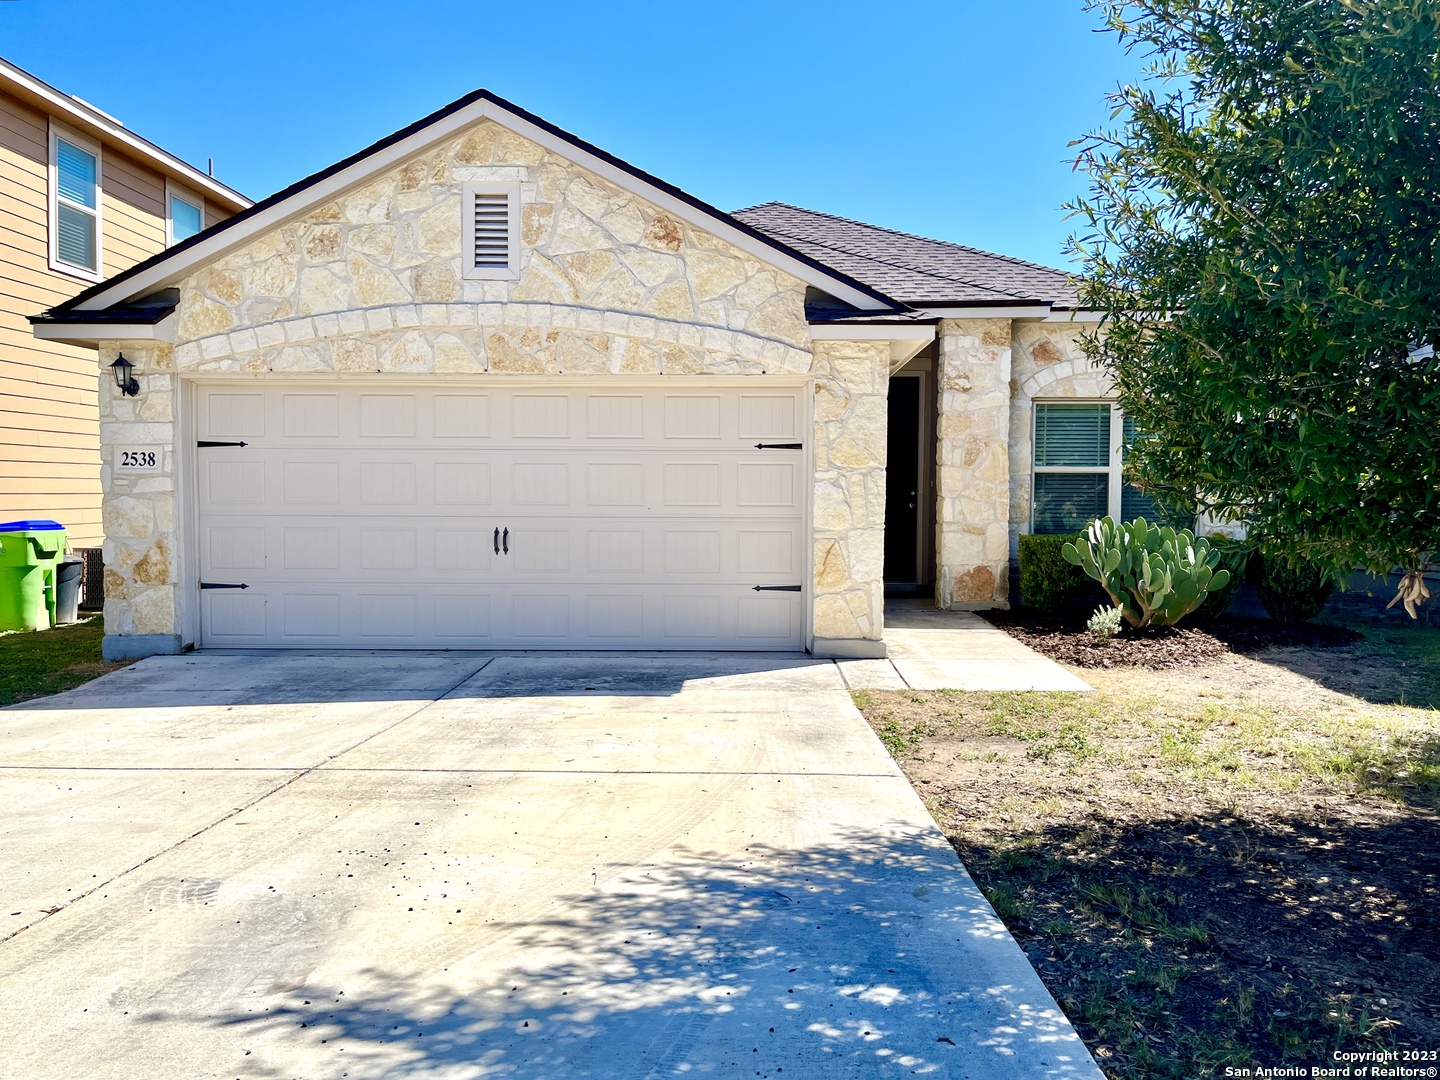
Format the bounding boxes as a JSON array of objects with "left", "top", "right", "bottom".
[{"left": 981, "top": 609, "right": 1361, "bottom": 669}]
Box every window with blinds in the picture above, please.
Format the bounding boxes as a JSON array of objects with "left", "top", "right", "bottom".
[
  {"left": 53, "top": 134, "right": 99, "bottom": 275},
  {"left": 461, "top": 182, "right": 519, "bottom": 279},
  {"left": 1031, "top": 401, "right": 1173, "bottom": 534},
  {"left": 169, "top": 191, "right": 204, "bottom": 245}
]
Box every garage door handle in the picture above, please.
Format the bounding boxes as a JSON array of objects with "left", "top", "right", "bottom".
[
  {"left": 197, "top": 440, "right": 248, "bottom": 448},
  {"left": 201, "top": 582, "right": 249, "bottom": 590},
  {"left": 755, "top": 442, "right": 803, "bottom": 450},
  {"left": 494, "top": 527, "right": 500, "bottom": 555},
  {"left": 502, "top": 527, "right": 509, "bottom": 554},
  {"left": 753, "top": 585, "right": 802, "bottom": 592}
]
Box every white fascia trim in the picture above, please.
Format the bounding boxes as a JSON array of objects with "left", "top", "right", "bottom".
[
  {"left": 75, "top": 97, "right": 893, "bottom": 312},
  {"left": 1041, "top": 309, "right": 1104, "bottom": 324},
  {"left": 33, "top": 313, "right": 176, "bottom": 348},
  {"left": 917, "top": 305, "right": 1054, "bottom": 319},
  {"left": 0, "top": 57, "right": 250, "bottom": 213},
  {"left": 910, "top": 304, "right": 1105, "bottom": 324},
  {"left": 809, "top": 323, "right": 935, "bottom": 342}
]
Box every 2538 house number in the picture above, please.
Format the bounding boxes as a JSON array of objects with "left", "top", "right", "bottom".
[{"left": 115, "top": 447, "right": 162, "bottom": 472}]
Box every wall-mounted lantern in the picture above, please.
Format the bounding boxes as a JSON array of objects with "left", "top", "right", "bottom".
[{"left": 110, "top": 354, "right": 140, "bottom": 397}]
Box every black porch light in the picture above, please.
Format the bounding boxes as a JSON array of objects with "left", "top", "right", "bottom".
[{"left": 110, "top": 354, "right": 139, "bottom": 397}]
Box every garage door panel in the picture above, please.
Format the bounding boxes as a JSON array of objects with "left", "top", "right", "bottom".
[
  {"left": 281, "top": 394, "right": 339, "bottom": 438},
  {"left": 358, "top": 394, "right": 417, "bottom": 438},
  {"left": 196, "top": 383, "right": 806, "bottom": 650}
]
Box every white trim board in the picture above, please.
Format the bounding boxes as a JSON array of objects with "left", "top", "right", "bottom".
[
  {"left": 33, "top": 314, "right": 176, "bottom": 347},
  {"left": 72, "top": 96, "right": 895, "bottom": 314}
]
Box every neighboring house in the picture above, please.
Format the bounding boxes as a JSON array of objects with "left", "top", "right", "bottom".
[
  {"left": 0, "top": 56, "right": 250, "bottom": 545},
  {"left": 32, "top": 90, "right": 1138, "bottom": 661}
]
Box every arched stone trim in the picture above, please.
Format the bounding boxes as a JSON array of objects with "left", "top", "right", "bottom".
[
  {"left": 173, "top": 302, "right": 813, "bottom": 376},
  {"left": 1018, "top": 356, "right": 1114, "bottom": 401}
]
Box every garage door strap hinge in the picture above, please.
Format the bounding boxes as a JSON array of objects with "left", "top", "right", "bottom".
[
  {"left": 753, "top": 585, "right": 802, "bottom": 592},
  {"left": 197, "top": 440, "right": 248, "bottom": 448},
  {"left": 754, "top": 442, "right": 802, "bottom": 450},
  {"left": 200, "top": 582, "right": 249, "bottom": 590}
]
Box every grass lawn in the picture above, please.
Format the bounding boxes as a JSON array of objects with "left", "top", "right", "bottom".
[
  {"left": 0, "top": 616, "right": 125, "bottom": 707},
  {"left": 855, "top": 616, "right": 1440, "bottom": 1079}
]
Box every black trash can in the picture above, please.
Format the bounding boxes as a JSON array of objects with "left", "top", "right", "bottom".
[{"left": 55, "top": 555, "right": 84, "bottom": 625}]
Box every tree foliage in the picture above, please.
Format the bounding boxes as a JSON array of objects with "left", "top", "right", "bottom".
[{"left": 1068, "top": 0, "right": 1440, "bottom": 603}]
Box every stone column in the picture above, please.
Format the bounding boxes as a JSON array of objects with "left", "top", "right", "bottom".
[
  {"left": 935, "top": 318, "right": 1012, "bottom": 608},
  {"left": 98, "top": 341, "right": 183, "bottom": 660},
  {"left": 810, "top": 340, "right": 888, "bottom": 656}
]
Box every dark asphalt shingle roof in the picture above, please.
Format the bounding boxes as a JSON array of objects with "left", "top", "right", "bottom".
[{"left": 732, "top": 202, "right": 1079, "bottom": 308}]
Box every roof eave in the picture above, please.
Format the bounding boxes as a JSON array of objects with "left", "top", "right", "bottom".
[{"left": 31, "top": 311, "right": 177, "bottom": 349}]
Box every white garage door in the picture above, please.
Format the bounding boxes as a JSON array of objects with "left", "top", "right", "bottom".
[{"left": 194, "top": 382, "right": 807, "bottom": 650}]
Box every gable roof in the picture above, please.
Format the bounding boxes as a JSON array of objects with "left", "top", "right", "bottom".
[
  {"left": 732, "top": 202, "right": 1079, "bottom": 309},
  {"left": 0, "top": 56, "right": 250, "bottom": 214},
  {"left": 46, "top": 91, "right": 901, "bottom": 318}
]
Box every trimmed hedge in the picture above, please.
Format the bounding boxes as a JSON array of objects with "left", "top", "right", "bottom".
[
  {"left": 1251, "top": 550, "right": 1336, "bottom": 623},
  {"left": 1019, "top": 533, "right": 1087, "bottom": 612}
]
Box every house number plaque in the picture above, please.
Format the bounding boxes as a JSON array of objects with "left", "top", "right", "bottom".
[{"left": 115, "top": 447, "right": 162, "bottom": 473}]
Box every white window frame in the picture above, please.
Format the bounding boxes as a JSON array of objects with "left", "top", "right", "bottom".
[
  {"left": 460, "top": 181, "right": 521, "bottom": 281},
  {"left": 165, "top": 179, "right": 206, "bottom": 246},
  {"left": 1030, "top": 399, "right": 1127, "bottom": 534},
  {"left": 48, "top": 122, "right": 103, "bottom": 282}
]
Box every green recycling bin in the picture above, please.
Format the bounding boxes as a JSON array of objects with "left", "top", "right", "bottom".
[{"left": 0, "top": 520, "right": 68, "bottom": 632}]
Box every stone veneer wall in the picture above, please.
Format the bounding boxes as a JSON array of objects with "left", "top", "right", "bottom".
[
  {"left": 96, "top": 119, "right": 893, "bottom": 656},
  {"left": 98, "top": 341, "right": 181, "bottom": 653},
  {"left": 811, "top": 341, "right": 888, "bottom": 647},
  {"left": 934, "top": 318, "right": 1012, "bottom": 608},
  {"left": 1008, "top": 321, "right": 1114, "bottom": 554}
]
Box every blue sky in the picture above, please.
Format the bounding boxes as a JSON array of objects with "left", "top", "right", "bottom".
[{"left": 2, "top": 1, "right": 1142, "bottom": 269}]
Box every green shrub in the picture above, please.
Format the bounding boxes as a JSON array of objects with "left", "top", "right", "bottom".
[
  {"left": 1019, "top": 533, "right": 1087, "bottom": 612},
  {"left": 1062, "top": 517, "right": 1231, "bottom": 628},
  {"left": 1191, "top": 537, "right": 1250, "bottom": 621},
  {"left": 1251, "top": 549, "right": 1336, "bottom": 623}
]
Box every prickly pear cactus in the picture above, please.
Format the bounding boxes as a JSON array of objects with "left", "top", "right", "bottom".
[{"left": 1062, "top": 517, "right": 1231, "bottom": 628}]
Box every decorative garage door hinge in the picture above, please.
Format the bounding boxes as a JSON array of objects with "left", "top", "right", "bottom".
[
  {"left": 200, "top": 582, "right": 249, "bottom": 590},
  {"left": 754, "top": 442, "right": 802, "bottom": 450},
  {"left": 197, "top": 440, "right": 248, "bottom": 448},
  {"left": 752, "top": 585, "right": 802, "bottom": 592}
]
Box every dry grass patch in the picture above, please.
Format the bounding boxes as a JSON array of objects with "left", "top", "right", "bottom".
[{"left": 855, "top": 628, "right": 1440, "bottom": 1079}]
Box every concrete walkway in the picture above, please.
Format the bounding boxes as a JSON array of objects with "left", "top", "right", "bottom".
[
  {"left": 0, "top": 651, "right": 1102, "bottom": 1079},
  {"left": 840, "top": 604, "right": 1094, "bottom": 693}
]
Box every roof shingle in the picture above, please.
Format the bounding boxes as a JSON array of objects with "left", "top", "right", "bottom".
[{"left": 732, "top": 202, "right": 1078, "bottom": 308}]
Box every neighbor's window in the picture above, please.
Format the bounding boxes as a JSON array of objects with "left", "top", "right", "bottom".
[
  {"left": 1031, "top": 402, "right": 1168, "bottom": 534},
  {"left": 168, "top": 188, "right": 204, "bottom": 245},
  {"left": 51, "top": 129, "right": 101, "bottom": 277}
]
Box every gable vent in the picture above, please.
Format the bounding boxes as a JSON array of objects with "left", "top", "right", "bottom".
[{"left": 472, "top": 192, "right": 510, "bottom": 269}]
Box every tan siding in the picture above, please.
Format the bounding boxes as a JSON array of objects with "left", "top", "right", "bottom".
[{"left": 0, "top": 92, "right": 237, "bottom": 546}]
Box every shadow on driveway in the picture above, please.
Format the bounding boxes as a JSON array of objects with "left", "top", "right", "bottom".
[{"left": 185, "top": 828, "right": 1097, "bottom": 1078}]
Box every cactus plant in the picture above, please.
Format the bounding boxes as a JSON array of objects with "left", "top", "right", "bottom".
[{"left": 1062, "top": 517, "right": 1231, "bottom": 628}]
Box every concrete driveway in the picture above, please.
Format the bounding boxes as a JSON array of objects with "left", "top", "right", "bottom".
[{"left": 0, "top": 652, "right": 1101, "bottom": 1079}]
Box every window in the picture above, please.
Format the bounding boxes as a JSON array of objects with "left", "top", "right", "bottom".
[
  {"left": 1031, "top": 402, "right": 1172, "bottom": 534},
  {"left": 50, "top": 126, "right": 101, "bottom": 278},
  {"left": 460, "top": 182, "right": 520, "bottom": 280},
  {"left": 167, "top": 183, "right": 204, "bottom": 245}
]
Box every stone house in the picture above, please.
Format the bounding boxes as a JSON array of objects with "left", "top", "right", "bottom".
[
  {"left": 2, "top": 56, "right": 249, "bottom": 545},
  {"left": 32, "top": 90, "right": 1126, "bottom": 661}
]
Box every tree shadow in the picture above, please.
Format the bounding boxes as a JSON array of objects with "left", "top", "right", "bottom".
[
  {"left": 959, "top": 807, "right": 1440, "bottom": 1074},
  {"left": 176, "top": 828, "right": 1098, "bottom": 1078}
]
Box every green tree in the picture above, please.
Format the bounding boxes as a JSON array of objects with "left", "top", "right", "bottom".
[{"left": 1068, "top": 0, "right": 1439, "bottom": 614}]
